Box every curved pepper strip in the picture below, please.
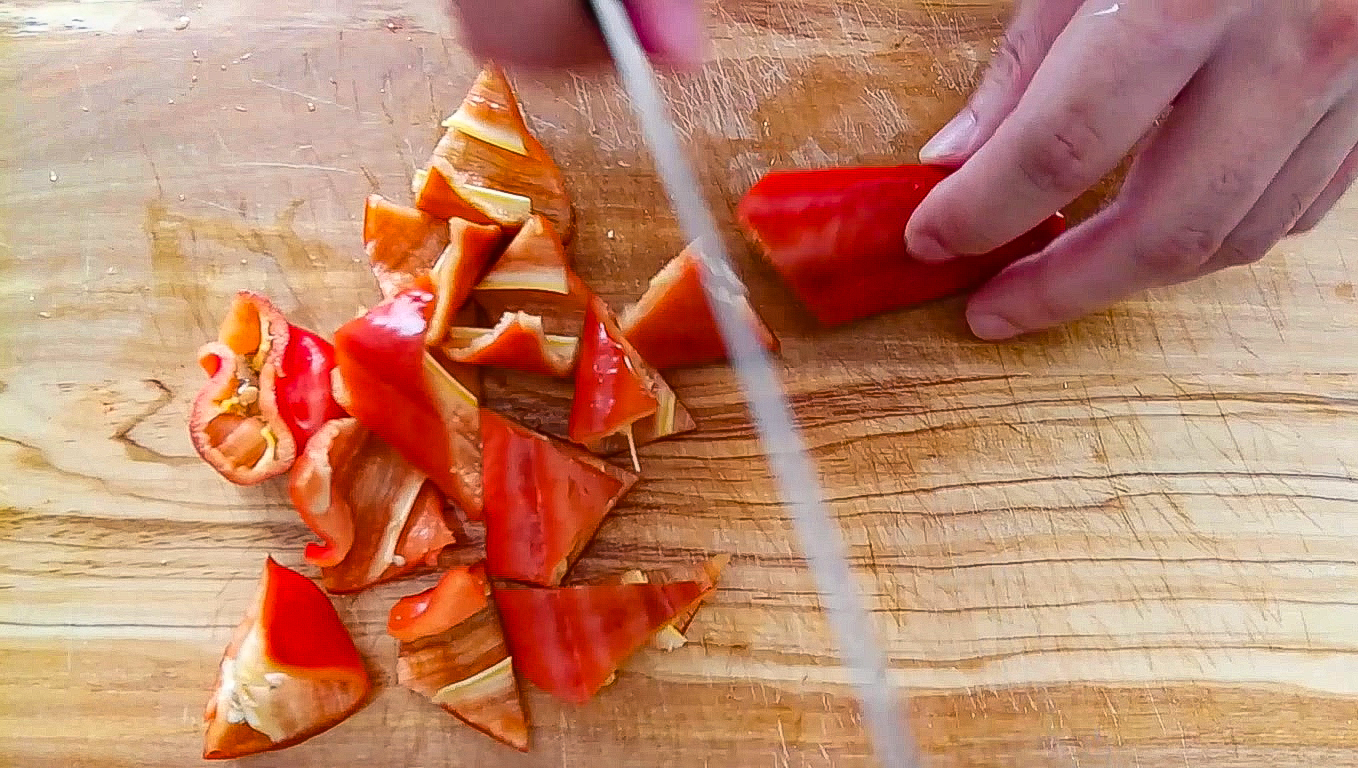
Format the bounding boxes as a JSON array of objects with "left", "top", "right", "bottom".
[
  {"left": 620, "top": 242, "right": 780, "bottom": 371},
  {"left": 288, "top": 416, "right": 463, "bottom": 586},
  {"left": 481, "top": 408, "right": 638, "bottom": 585},
  {"left": 388, "top": 563, "right": 490, "bottom": 642},
  {"left": 190, "top": 292, "right": 344, "bottom": 485},
  {"left": 333, "top": 286, "right": 485, "bottom": 518},
  {"left": 363, "top": 194, "right": 451, "bottom": 299},
  {"left": 286, "top": 418, "right": 361, "bottom": 567},
  {"left": 443, "top": 311, "right": 579, "bottom": 379},
  {"left": 392, "top": 562, "right": 530, "bottom": 752},
  {"left": 424, "top": 218, "right": 507, "bottom": 347},
  {"left": 735, "top": 164, "right": 1067, "bottom": 327},
  {"left": 203, "top": 557, "right": 371, "bottom": 759},
  {"left": 493, "top": 579, "right": 714, "bottom": 705},
  {"left": 317, "top": 465, "right": 463, "bottom": 595}
]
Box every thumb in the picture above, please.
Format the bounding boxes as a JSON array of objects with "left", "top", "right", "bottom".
[{"left": 919, "top": 0, "right": 1085, "bottom": 164}]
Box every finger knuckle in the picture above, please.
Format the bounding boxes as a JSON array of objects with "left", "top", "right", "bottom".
[
  {"left": 1118, "top": 0, "right": 1217, "bottom": 60},
  {"left": 1016, "top": 109, "right": 1104, "bottom": 197},
  {"left": 1206, "top": 169, "right": 1251, "bottom": 201},
  {"left": 992, "top": 25, "right": 1042, "bottom": 84},
  {"left": 1213, "top": 240, "right": 1269, "bottom": 269},
  {"left": 1287, "top": 191, "right": 1312, "bottom": 228},
  {"left": 1142, "top": 226, "right": 1223, "bottom": 276}
]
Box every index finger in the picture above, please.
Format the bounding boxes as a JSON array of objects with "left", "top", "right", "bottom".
[{"left": 904, "top": 1, "right": 1226, "bottom": 261}]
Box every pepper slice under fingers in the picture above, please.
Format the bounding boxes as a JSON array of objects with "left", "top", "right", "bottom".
[{"left": 736, "top": 163, "right": 1067, "bottom": 327}]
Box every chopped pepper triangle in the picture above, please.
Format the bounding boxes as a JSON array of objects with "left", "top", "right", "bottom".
[
  {"left": 427, "top": 64, "right": 574, "bottom": 241},
  {"left": 481, "top": 408, "right": 639, "bottom": 584},
  {"left": 620, "top": 242, "right": 780, "bottom": 371},
  {"left": 444, "top": 311, "right": 578, "bottom": 378},
  {"left": 475, "top": 213, "right": 572, "bottom": 295},
  {"left": 569, "top": 294, "right": 695, "bottom": 456},
  {"left": 493, "top": 578, "right": 715, "bottom": 705},
  {"left": 363, "top": 194, "right": 452, "bottom": 299},
  {"left": 392, "top": 563, "right": 530, "bottom": 752},
  {"left": 203, "top": 557, "right": 371, "bottom": 760}
]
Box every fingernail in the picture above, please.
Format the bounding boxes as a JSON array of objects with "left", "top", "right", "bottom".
[
  {"left": 919, "top": 109, "right": 977, "bottom": 163},
  {"left": 626, "top": 0, "right": 707, "bottom": 69},
  {"left": 967, "top": 312, "right": 1023, "bottom": 341},
  {"left": 904, "top": 228, "right": 954, "bottom": 263}
]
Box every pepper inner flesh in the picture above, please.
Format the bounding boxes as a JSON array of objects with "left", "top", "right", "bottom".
[{"left": 206, "top": 314, "right": 278, "bottom": 470}]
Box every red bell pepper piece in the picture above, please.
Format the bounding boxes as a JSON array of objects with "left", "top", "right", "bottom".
[
  {"left": 203, "top": 557, "right": 371, "bottom": 759},
  {"left": 568, "top": 295, "right": 694, "bottom": 456},
  {"left": 619, "top": 241, "right": 780, "bottom": 370},
  {"left": 318, "top": 470, "right": 463, "bottom": 595},
  {"left": 735, "top": 163, "right": 1067, "bottom": 327},
  {"left": 428, "top": 64, "right": 575, "bottom": 241},
  {"left": 475, "top": 214, "right": 572, "bottom": 294},
  {"left": 473, "top": 213, "right": 592, "bottom": 337},
  {"left": 424, "top": 218, "right": 507, "bottom": 346},
  {"left": 286, "top": 418, "right": 361, "bottom": 567},
  {"left": 481, "top": 408, "right": 639, "bottom": 583},
  {"left": 287, "top": 416, "right": 464, "bottom": 589},
  {"left": 414, "top": 162, "right": 532, "bottom": 230},
  {"left": 333, "top": 287, "right": 485, "bottom": 517},
  {"left": 493, "top": 578, "right": 715, "bottom": 704},
  {"left": 443, "top": 311, "right": 579, "bottom": 378},
  {"left": 392, "top": 562, "right": 530, "bottom": 752},
  {"left": 190, "top": 291, "right": 345, "bottom": 485},
  {"left": 595, "top": 555, "right": 729, "bottom": 651},
  {"left": 387, "top": 563, "right": 490, "bottom": 642},
  {"left": 277, "top": 325, "right": 348, "bottom": 448},
  {"left": 363, "top": 194, "right": 451, "bottom": 299}
]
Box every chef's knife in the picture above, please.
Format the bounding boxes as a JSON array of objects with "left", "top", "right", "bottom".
[{"left": 584, "top": 1, "right": 921, "bottom": 765}]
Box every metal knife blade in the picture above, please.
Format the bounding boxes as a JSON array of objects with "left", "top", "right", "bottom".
[{"left": 584, "top": 1, "right": 921, "bottom": 765}]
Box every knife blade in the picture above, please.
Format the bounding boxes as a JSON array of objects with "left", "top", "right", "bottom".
[{"left": 584, "top": 1, "right": 921, "bottom": 765}]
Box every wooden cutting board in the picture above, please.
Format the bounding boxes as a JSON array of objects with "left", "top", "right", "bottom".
[{"left": 6, "top": 1, "right": 1358, "bottom": 766}]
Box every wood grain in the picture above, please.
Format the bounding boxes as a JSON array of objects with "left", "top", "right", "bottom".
[{"left": 6, "top": 1, "right": 1358, "bottom": 765}]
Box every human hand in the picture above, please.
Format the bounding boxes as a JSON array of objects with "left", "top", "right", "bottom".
[
  {"left": 904, "top": 0, "right": 1358, "bottom": 341},
  {"left": 445, "top": 0, "right": 706, "bottom": 70}
]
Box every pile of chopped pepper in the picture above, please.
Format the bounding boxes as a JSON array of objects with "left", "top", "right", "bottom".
[{"left": 187, "top": 63, "right": 1063, "bottom": 760}]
